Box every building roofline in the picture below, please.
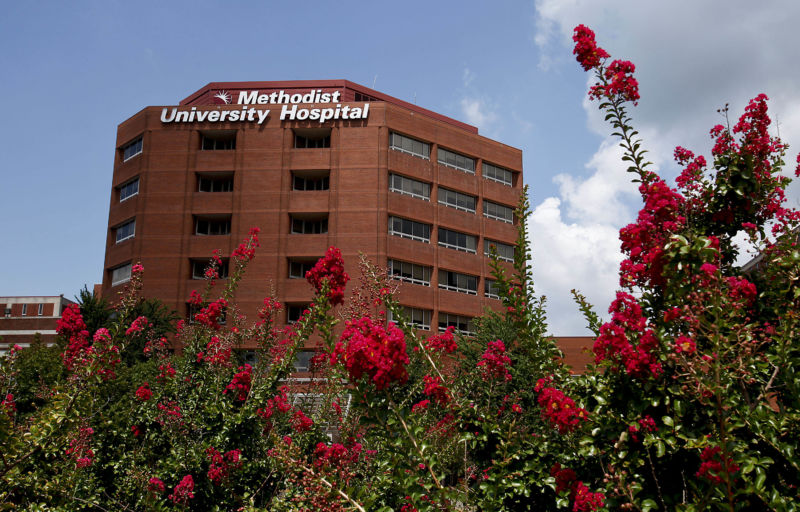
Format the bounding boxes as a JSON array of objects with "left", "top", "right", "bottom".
[{"left": 179, "top": 79, "right": 479, "bottom": 134}]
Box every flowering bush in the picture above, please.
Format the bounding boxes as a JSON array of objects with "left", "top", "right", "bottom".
[{"left": 1, "top": 25, "right": 798, "bottom": 511}]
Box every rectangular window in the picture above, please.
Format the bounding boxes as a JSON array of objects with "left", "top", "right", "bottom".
[
  {"left": 287, "top": 304, "right": 309, "bottom": 324},
  {"left": 388, "top": 216, "right": 431, "bottom": 243},
  {"left": 289, "top": 260, "right": 317, "bottom": 279},
  {"left": 38, "top": 303, "right": 44, "bottom": 316},
  {"left": 438, "top": 270, "right": 478, "bottom": 295},
  {"left": 119, "top": 178, "right": 139, "bottom": 202},
  {"left": 437, "top": 147, "right": 475, "bottom": 174},
  {"left": 201, "top": 131, "right": 236, "bottom": 150},
  {"left": 293, "top": 172, "right": 330, "bottom": 191},
  {"left": 293, "top": 350, "right": 316, "bottom": 372},
  {"left": 389, "top": 174, "right": 430, "bottom": 201},
  {"left": 483, "top": 201, "right": 514, "bottom": 224},
  {"left": 115, "top": 218, "right": 136, "bottom": 243},
  {"left": 388, "top": 259, "right": 431, "bottom": 286},
  {"left": 21, "top": 304, "right": 27, "bottom": 316},
  {"left": 389, "top": 307, "right": 431, "bottom": 330},
  {"left": 291, "top": 217, "right": 328, "bottom": 234},
  {"left": 485, "top": 279, "right": 501, "bottom": 299},
  {"left": 484, "top": 239, "right": 515, "bottom": 262},
  {"left": 5, "top": 308, "right": 11, "bottom": 318},
  {"left": 294, "top": 130, "right": 331, "bottom": 148},
  {"left": 483, "top": 162, "right": 513, "bottom": 186},
  {"left": 390, "top": 132, "right": 430, "bottom": 160},
  {"left": 111, "top": 263, "right": 132, "bottom": 286},
  {"left": 438, "top": 187, "right": 476, "bottom": 213},
  {"left": 438, "top": 313, "right": 475, "bottom": 335},
  {"left": 195, "top": 217, "right": 232, "bottom": 236},
  {"left": 191, "top": 259, "right": 229, "bottom": 279},
  {"left": 197, "top": 173, "right": 234, "bottom": 192},
  {"left": 122, "top": 137, "right": 143, "bottom": 162},
  {"left": 438, "top": 228, "right": 476, "bottom": 254}
]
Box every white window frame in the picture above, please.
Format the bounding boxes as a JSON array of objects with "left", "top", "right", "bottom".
[
  {"left": 438, "top": 270, "right": 478, "bottom": 295},
  {"left": 438, "top": 228, "right": 476, "bottom": 254},
  {"left": 485, "top": 279, "right": 500, "bottom": 300},
  {"left": 437, "top": 147, "right": 475, "bottom": 174},
  {"left": 389, "top": 173, "right": 430, "bottom": 201},
  {"left": 38, "top": 303, "right": 44, "bottom": 316},
  {"left": 115, "top": 218, "right": 136, "bottom": 243},
  {"left": 438, "top": 313, "right": 475, "bottom": 336},
  {"left": 122, "top": 137, "right": 143, "bottom": 162},
  {"left": 389, "top": 132, "right": 430, "bottom": 160},
  {"left": 484, "top": 240, "right": 515, "bottom": 263},
  {"left": 389, "top": 307, "right": 431, "bottom": 331},
  {"left": 21, "top": 304, "right": 27, "bottom": 316},
  {"left": 482, "top": 162, "right": 513, "bottom": 186},
  {"left": 388, "top": 216, "right": 431, "bottom": 244},
  {"left": 438, "top": 187, "right": 476, "bottom": 213},
  {"left": 483, "top": 201, "right": 514, "bottom": 224},
  {"left": 119, "top": 178, "right": 139, "bottom": 202},
  {"left": 388, "top": 259, "right": 431, "bottom": 286},
  {"left": 111, "top": 263, "right": 132, "bottom": 286}
]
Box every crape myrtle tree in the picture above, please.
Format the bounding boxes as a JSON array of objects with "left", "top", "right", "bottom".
[{"left": 1, "top": 25, "right": 799, "bottom": 511}]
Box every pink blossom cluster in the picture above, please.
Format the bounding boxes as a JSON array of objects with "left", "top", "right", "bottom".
[
  {"left": 306, "top": 246, "right": 350, "bottom": 305},
  {"left": 2, "top": 393, "right": 15, "bottom": 418},
  {"left": 424, "top": 326, "right": 457, "bottom": 354},
  {"left": 193, "top": 298, "right": 228, "bottom": 330},
  {"left": 725, "top": 276, "right": 757, "bottom": 305},
  {"left": 696, "top": 446, "right": 739, "bottom": 484},
  {"left": 57, "top": 304, "right": 90, "bottom": 371},
  {"left": 572, "top": 25, "right": 609, "bottom": 71},
  {"left": 65, "top": 426, "right": 95, "bottom": 468},
  {"left": 422, "top": 374, "right": 451, "bottom": 406},
  {"left": 232, "top": 227, "right": 261, "bottom": 261},
  {"left": 125, "top": 315, "right": 150, "bottom": 335},
  {"left": 628, "top": 415, "right": 657, "bottom": 442},
  {"left": 196, "top": 335, "right": 232, "bottom": 366},
  {"left": 674, "top": 335, "right": 697, "bottom": 355},
  {"left": 589, "top": 60, "right": 640, "bottom": 104},
  {"left": 156, "top": 400, "right": 183, "bottom": 428},
  {"left": 168, "top": 475, "right": 195, "bottom": 505},
  {"left": 206, "top": 446, "right": 242, "bottom": 484},
  {"left": 224, "top": 364, "right": 253, "bottom": 401},
  {"left": 673, "top": 146, "right": 707, "bottom": 193},
  {"left": 594, "top": 292, "right": 662, "bottom": 379},
  {"left": 619, "top": 179, "right": 686, "bottom": 290},
  {"left": 135, "top": 382, "right": 153, "bottom": 401},
  {"left": 291, "top": 409, "right": 314, "bottom": 432},
  {"left": 256, "top": 385, "right": 292, "bottom": 427},
  {"left": 477, "top": 340, "right": 512, "bottom": 382},
  {"left": 535, "top": 380, "right": 589, "bottom": 434},
  {"left": 550, "top": 464, "right": 605, "bottom": 512},
  {"left": 332, "top": 316, "right": 409, "bottom": 390},
  {"left": 147, "top": 477, "right": 165, "bottom": 493}
]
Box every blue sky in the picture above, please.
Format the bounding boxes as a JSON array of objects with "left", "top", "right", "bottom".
[{"left": 2, "top": 1, "right": 799, "bottom": 334}]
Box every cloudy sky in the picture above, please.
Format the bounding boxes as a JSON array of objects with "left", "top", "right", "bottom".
[{"left": 2, "top": 1, "right": 798, "bottom": 335}]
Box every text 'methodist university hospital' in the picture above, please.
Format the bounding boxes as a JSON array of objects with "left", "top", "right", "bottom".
[{"left": 102, "top": 80, "right": 523, "bottom": 360}]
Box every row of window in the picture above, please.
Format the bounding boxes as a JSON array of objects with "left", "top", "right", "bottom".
[
  {"left": 389, "top": 173, "right": 514, "bottom": 223},
  {"left": 387, "top": 307, "right": 475, "bottom": 334},
  {"left": 388, "top": 215, "right": 514, "bottom": 259},
  {"left": 390, "top": 132, "right": 514, "bottom": 186},
  {"left": 3, "top": 303, "right": 46, "bottom": 317},
  {"left": 388, "top": 259, "right": 503, "bottom": 298}
]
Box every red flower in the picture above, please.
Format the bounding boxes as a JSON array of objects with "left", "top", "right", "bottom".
[
  {"left": 696, "top": 446, "right": 739, "bottom": 484},
  {"left": 412, "top": 399, "right": 430, "bottom": 413},
  {"left": 291, "top": 409, "right": 314, "bottom": 432},
  {"left": 306, "top": 246, "right": 350, "bottom": 305},
  {"left": 224, "top": 364, "right": 253, "bottom": 401},
  {"left": 535, "top": 383, "right": 589, "bottom": 434},
  {"left": 193, "top": 298, "right": 228, "bottom": 330},
  {"left": 148, "top": 477, "right": 165, "bottom": 493},
  {"left": 424, "top": 327, "right": 457, "bottom": 354},
  {"left": 572, "top": 481, "right": 605, "bottom": 511},
  {"left": 674, "top": 335, "right": 696, "bottom": 355},
  {"left": 125, "top": 315, "right": 150, "bottom": 335},
  {"left": 511, "top": 403, "right": 522, "bottom": 414},
  {"left": 2, "top": 393, "right": 16, "bottom": 418},
  {"left": 572, "top": 24, "right": 609, "bottom": 71},
  {"left": 135, "top": 382, "right": 153, "bottom": 401},
  {"left": 477, "top": 340, "right": 512, "bottom": 382},
  {"left": 232, "top": 227, "right": 261, "bottom": 261},
  {"left": 169, "top": 475, "right": 194, "bottom": 505},
  {"left": 332, "top": 316, "right": 409, "bottom": 390},
  {"left": 422, "top": 374, "right": 450, "bottom": 405}
]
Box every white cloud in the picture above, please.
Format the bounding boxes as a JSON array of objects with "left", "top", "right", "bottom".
[
  {"left": 527, "top": 0, "right": 800, "bottom": 334},
  {"left": 460, "top": 97, "right": 497, "bottom": 130}
]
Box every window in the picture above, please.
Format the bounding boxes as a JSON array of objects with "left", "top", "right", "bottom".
[
  {"left": 483, "top": 201, "right": 514, "bottom": 224},
  {"left": 293, "top": 351, "right": 316, "bottom": 372},
  {"left": 38, "top": 303, "right": 44, "bottom": 316},
  {"left": 294, "top": 129, "right": 331, "bottom": 148},
  {"left": 195, "top": 217, "right": 231, "bottom": 236},
  {"left": 388, "top": 259, "right": 431, "bottom": 286},
  {"left": 389, "top": 307, "right": 431, "bottom": 330},
  {"left": 115, "top": 218, "right": 135, "bottom": 243},
  {"left": 201, "top": 131, "right": 236, "bottom": 150},
  {"left": 438, "top": 270, "right": 478, "bottom": 295},
  {"left": 122, "top": 137, "right": 143, "bottom": 162},
  {"left": 483, "top": 162, "right": 513, "bottom": 186},
  {"left": 197, "top": 173, "right": 234, "bottom": 192},
  {"left": 484, "top": 240, "right": 515, "bottom": 262},
  {"left": 437, "top": 147, "right": 475, "bottom": 174},
  {"left": 4, "top": 308, "right": 10, "bottom": 318},
  {"left": 239, "top": 350, "right": 259, "bottom": 366},
  {"left": 287, "top": 305, "right": 309, "bottom": 324},
  {"left": 289, "top": 260, "right": 317, "bottom": 279},
  {"left": 438, "top": 187, "right": 476, "bottom": 213},
  {"left": 21, "top": 304, "right": 27, "bottom": 316},
  {"left": 389, "top": 174, "right": 430, "bottom": 201},
  {"left": 293, "top": 171, "right": 330, "bottom": 191},
  {"left": 291, "top": 216, "right": 328, "bottom": 234},
  {"left": 438, "top": 228, "right": 476, "bottom": 254},
  {"left": 485, "top": 279, "right": 501, "bottom": 299},
  {"left": 388, "top": 216, "right": 431, "bottom": 243},
  {"left": 390, "top": 132, "right": 430, "bottom": 160},
  {"left": 119, "top": 178, "right": 139, "bottom": 202},
  {"left": 191, "top": 259, "right": 229, "bottom": 279},
  {"left": 111, "top": 263, "right": 132, "bottom": 286},
  {"left": 438, "top": 313, "right": 475, "bottom": 335}
]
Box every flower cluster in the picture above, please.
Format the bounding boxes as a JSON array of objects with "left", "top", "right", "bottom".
[
  {"left": 147, "top": 477, "right": 165, "bottom": 493},
  {"left": 424, "top": 326, "right": 457, "bottom": 354},
  {"left": 333, "top": 316, "right": 409, "bottom": 390},
  {"left": 674, "top": 335, "right": 697, "bottom": 355},
  {"left": 306, "top": 246, "right": 350, "bottom": 305},
  {"left": 2, "top": 393, "right": 15, "bottom": 418},
  {"left": 90, "top": 328, "right": 121, "bottom": 381},
  {"left": 232, "top": 227, "right": 261, "bottom": 261},
  {"left": 550, "top": 464, "right": 604, "bottom": 511},
  {"left": 589, "top": 59, "right": 640, "bottom": 104},
  {"left": 196, "top": 335, "right": 232, "bottom": 366},
  {"left": 572, "top": 24, "right": 609, "bottom": 71},
  {"left": 125, "top": 315, "right": 150, "bottom": 335},
  {"left": 156, "top": 400, "right": 183, "bottom": 428},
  {"left": 291, "top": 409, "right": 314, "bottom": 432},
  {"left": 725, "top": 276, "right": 757, "bottom": 305},
  {"left": 206, "top": 447, "right": 242, "bottom": 484},
  {"left": 696, "top": 446, "right": 739, "bottom": 484},
  {"left": 314, "top": 441, "right": 362, "bottom": 469},
  {"left": 224, "top": 364, "right": 253, "bottom": 401},
  {"left": 135, "top": 382, "right": 153, "bottom": 401},
  {"left": 535, "top": 380, "right": 589, "bottom": 434},
  {"left": 57, "top": 304, "right": 90, "bottom": 371},
  {"left": 169, "top": 475, "right": 195, "bottom": 505},
  {"left": 477, "top": 340, "right": 512, "bottom": 382},
  {"left": 65, "top": 426, "right": 95, "bottom": 468},
  {"left": 594, "top": 292, "right": 662, "bottom": 378},
  {"left": 193, "top": 298, "right": 228, "bottom": 330},
  {"left": 628, "top": 415, "right": 657, "bottom": 442},
  {"left": 256, "top": 386, "right": 293, "bottom": 428},
  {"left": 422, "top": 374, "right": 450, "bottom": 405}
]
